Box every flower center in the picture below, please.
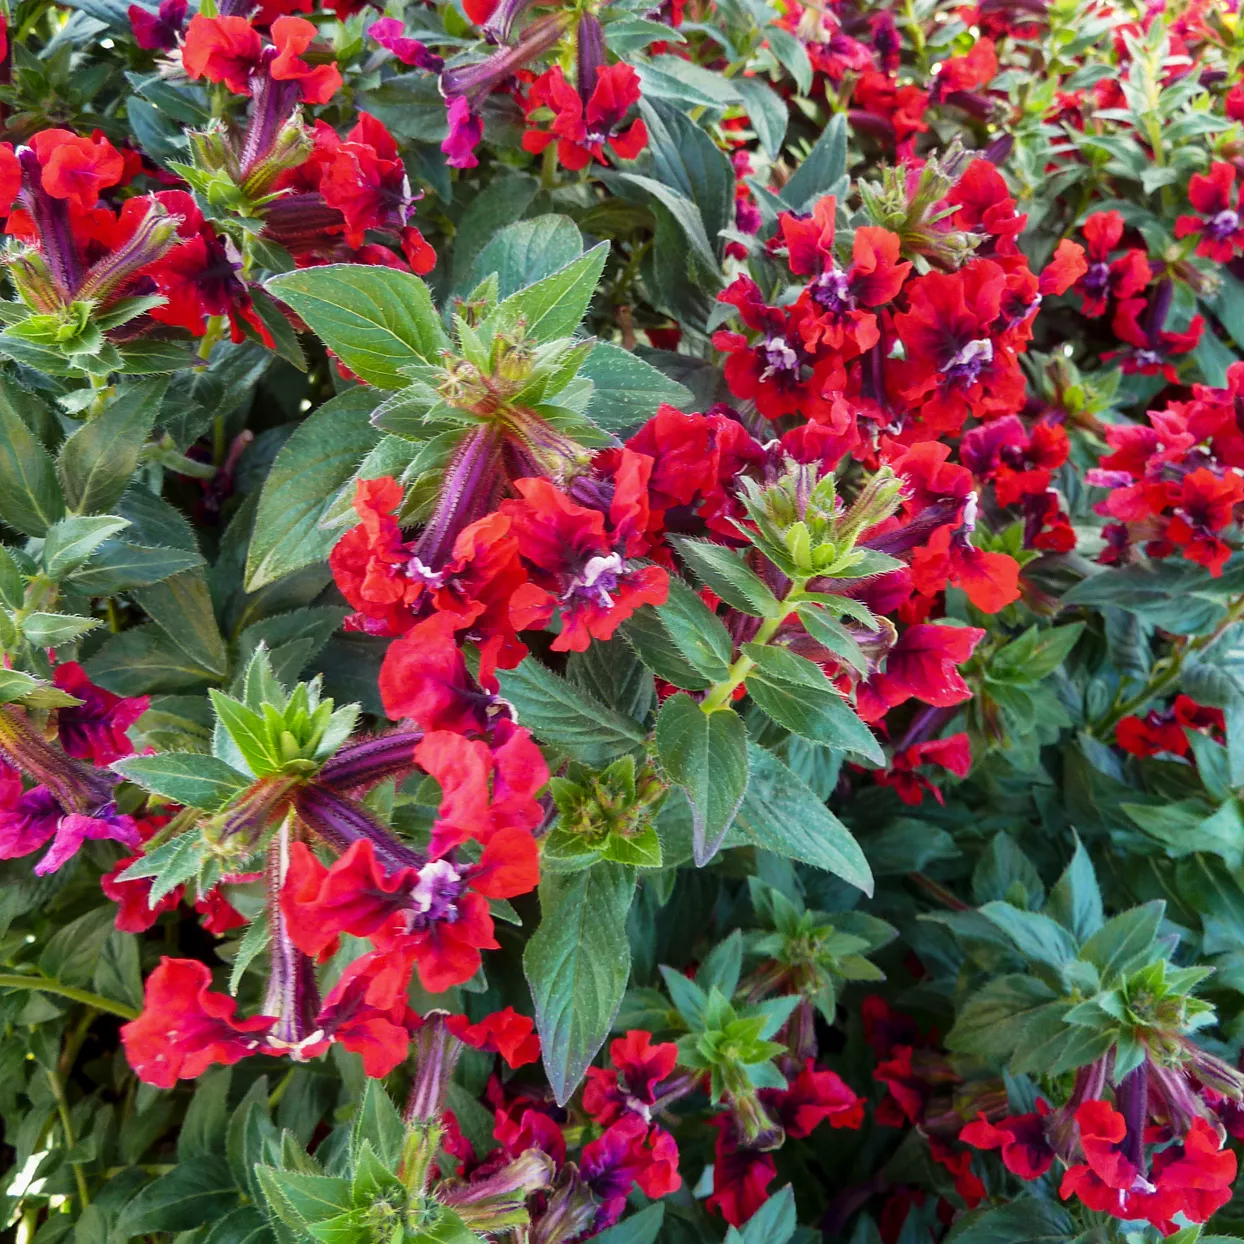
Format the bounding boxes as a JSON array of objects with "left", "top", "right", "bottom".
[
  {"left": 408, "top": 858, "right": 463, "bottom": 926},
  {"left": 810, "top": 268, "right": 855, "bottom": 314},
  {"left": 941, "top": 337, "right": 993, "bottom": 387},
  {"left": 566, "top": 551, "right": 625, "bottom": 608},
  {"left": 759, "top": 335, "right": 800, "bottom": 381},
  {"left": 1082, "top": 260, "right": 1112, "bottom": 297},
  {"left": 1208, "top": 209, "right": 1240, "bottom": 241}
]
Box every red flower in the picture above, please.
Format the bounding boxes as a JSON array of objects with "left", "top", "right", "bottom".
[
  {"left": 858, "top": 624, "right": 984, "bottom": 723},
  {"left": 379, "top": 615, "right": 492, "bottom": 733},
  {"left": 1109, "top": 294, "right": 1203, "bottom": 383},
  {"left": 181, "top": 15, "right": 263, "bottom": 94},
  {"left": 195, "top": 884, "right": 250, "bottom": 935},
  {"left": 102, "top": 849, "right": 183, "bottom": 932},
  {"left": 1176, "top": 162, "right": 1244, "bottom": 263},
  {"left": 445, "top": 1007, "right": 541, "bottom": 1067},
  {"left": 959, "top": 415, "right": 1070, "bottom": 508},
  {"left": 763, "top": 1060, "right": 865, "bottom": 1136},
  {"left": 583, "top": 1030, "right": 681, "bottom": 1125},
  {"left": 413, "top": 722, "right": 547, "bottom": 856},
  {"left": 314, "top": 951, "right": 419, "bottom": 1077},
  {"left": 961, "top": 1103, "right": 1054, "bottom": 1179},
  {"left": 269, "top": 16, "right": 342, "bottom": 104},
  {"left": 891, "top": 260, "right": 1026, "bottom": 432},
  {"left": 283, "top": 835, "right": 537, "bottom": 993},
  {"left": 29, "top": 130, "right": 124, "bottom": 210},
  {"left": 582, "top": 1114, "right": 681, "bottom": 1228},
  {"left": 779, "top": 195, "right": 910, "bottom": 359},
  {"left": 705, "top": 1116, "right": 776, "bottom": 1226},
  {"left": 876, "top": 733, "right": 972, "bottom": 805},
  {"left": 1160, "top": 467, "right": 1243, "bottom": 576},
  {"left": 501, "top": 455, "right": 669, "bottom": 652},
  {"left": 522, "top": 65, "right": 648, "bottom": 171},
  {"left": 0, "top": 772, "right": 61, "bottom": 861},
  {"left": 52, "top": 662, "right": 147, "bottom": 766},
  {"left": 121, "top": 957, "right": 276, "bottom": 1088},
  {"left": 713, "top": 277, "right": 847, "bottom": 422},
  {"left": 1073, "top": 211, "right": 1151, "bottom": 317}
]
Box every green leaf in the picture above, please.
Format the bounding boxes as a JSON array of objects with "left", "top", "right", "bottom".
[
  {"left": 732, "top": 77, "right": 788, "bottom": 160},
  {"left": 57, "top": 379, "right": 168, "bottom": 514},
  {"left": 655, "top": 693, "right": 749, "bottom": 865},
  {"left": 944, "top": 974, "right": 1063, "bottom": 1059},
  {"left": 67, "top": 540, "right": 204, "bottom": 593},
  {"left": 622, "top": 606, "right": 712, "bottom": 690},
  {"left": 266, "top": 266, "right": 450, "bottom": 390},
  {"left": 640, "top": 97, "right": 735, "bottom": 252},
  {"left": 351, "top": 1080, "right": 406, "bottom": 1168},
  {"left": 0, "top": 668, "right": 80, "bottom": 707},
  {"left": 113, "top": 753, "right": 249, "bottom": 810},
  {"left": 133, "top": 569, "right": 228, "bottom": 676},
  {"left": 795, "top": 603, "right": 868, "bottom": 674},
  {"left": 245, "top": 389, "right": 382, "bottom": 591},
  {"left": 115, "top": 1156, "right": 238, "bottom": 1237},
  {"left": 1046, "top": 836, "right": 1105, "bottom": 941},
  {"left": 41, "top": 514, "right": 131, "bottom": 579},
  {"left": 977, "top": 902, "right": 1080, "bottom": 972},
  {"left": 764, "top": 26, "right": 812, "bottom": 95},
  {"left": 656, "top": 577, "right": 734, "bottom": 681},
  {"left": 39, "top": 907, "right": 117, "bottom": 987},
  {"left": 728, "top": 743, "right": 872, "bottom": 891},
  {"left": 0, "top": 373, "right": 64, "bottom": 535},
  {"left": 745, "top": 649, "right": 883, "bottom": 763},
  {"left": 85, "top": 622, "right": 219, "bottom": 695},
  {"left": 21, "top": 612, "right": 101, "bottom": 645},
  {"left": 1079, "top": 901, "right": 1164, "bottom": 983},
  {"left": 674, "top": 538, "right": 780, "bottom": 618},
  {"left": 944, "top": 1199, "right": 1076, "bottom": 1244},
  {"left": 495, "top": 659, "right": 647, "bottom": 767},
  {"left": 469, "top": 214, "right": 584, "bottom": 300},
  {"left": 179, "top": 1067, "right": 232, "bottom": 1161},
  {"left": 578, "top": 341, "right": 692, "bottom": 431},
  {"left": 781, "top": 113, "right": 847, "bottom": 211},
  {"left": 256, "top": 1168, "right": 352, "bottom": 1230},
  {"left": 201, "top": 1207, "right": 274, "bottom": 1244},
  {"left": 588, "top": 1203, "right": 665, "bottom": 1244},
  {"left": 450, "top": 173, "right": 540, "bottom": 291},
  {"left": 489, "top": 243, "right": 609, "bottom": 344},
  {"left": 525, "top": 860, "right": 635, "bottom": 1105}
]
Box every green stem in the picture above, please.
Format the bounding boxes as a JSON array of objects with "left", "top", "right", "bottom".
[
  {"left": 46, "top": 1066, "right": 90, "bottom": 1207},
  {"left": 1091, "top": 594, "right": 1244, "bottom": 736},
  {"left": 700, "top": 588, "right": 802, "bottom": 713},
  {"left": 268, "top": 1066, "right": 296, "bottom": 1109},
  {"left": 0, "top": 974, "right": 139, "bottom": 1020}
]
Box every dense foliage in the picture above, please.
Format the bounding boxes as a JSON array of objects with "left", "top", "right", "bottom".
[{"left": 5, "top": 0, "right": 1244, "bottom": 1241}]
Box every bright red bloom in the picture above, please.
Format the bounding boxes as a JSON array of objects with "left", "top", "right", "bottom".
[
  {"left": 315, "top": 113, "right": 420, "bottom": 248},
  {"left": 1038, "top": 239, "right": 1088, "bottom": 297},
  {"left": 763, "top": 1060, "right": 865, "bottom": 1136},
  {"left": 52, "top": 662, "right": 147, "bottom": 766},
  {"left": 1073, "top": 211, "right": 1151, "bottom": 317},
  {"left": 713, "top": 277, "right": 847, "bottom": 422},
  {"left": 501, "top": 455, "right": 669, "bottom": 652},
  {"left": 891, "top": 259, "right": 1026, "bottom": 432},
  {"left": 121, "top": 957, "right": 276, "bottom": 1087},
  {"left": 522, "top": 64, "right": 648, "bottom": 171},
  {"left": 960, "top": 1102, "right": 1054, "bottom": 1179},
  {"left": 876, "top": 733, "right": 972, "bottom": 805},
  {"left": 1176, "top": 162, "right": 1244, "bottom": 263},
  {"left": 195, "top": 885, "right": 249, "bottom": 935},
  {"left": 705, "top": 1116, "right": 776, "bottom": 1225},
  {"left": 1161, "top": 467, "right": 1243, "bottom": 576},
  {"left": 1116, "top": 694, "right": 1224, "bottom": 758},
  {"left": 379, "top": 615, "right": 491, "bottom": 733},
  {"left": 181, "top": 15, "right": 263, "bottom": 94},
  {"left": 582, "top": 1113, "right": 680, "bottom": 1228},
  {"left": 947, "top": 158, "right": 1026, "bottom": 247},
  {"left": 102, "top": 850, "right": 183, "bottom": 932},
  {"left": 445, "top": 1007, "right": 540, "bottom": 1067},
  {"left": 583, "top": 1030, "right": 681, "bottom": 1125},
  {"left": 778, "top": 195, "right": 909, "bottom": 359},
  {"left": 283, "top": 835, "right": 536, "bottom": 993},
  {"left": 269, "top": 16, "right": 342, "bottom": 104},
  {"left": 29, "top": 130, "right": 124, "bottom": 210},
  {"left": 959, "top": 415, "right": 1070, "bottom": 508},
  {"left": 1109, "top": 295, "right": 1203, "bottom": 383},
  {"left": 413, "top": 722, "right": 547, "bottom": 856},
  {"left": 858, "top": 624, "right": 984, "bottom": 723}
]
